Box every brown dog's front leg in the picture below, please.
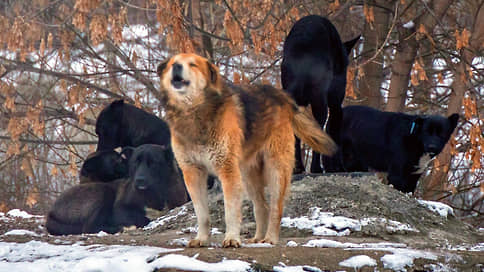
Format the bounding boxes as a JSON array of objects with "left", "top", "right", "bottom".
[{"left": 180, "top": 164, "right": 210, "bottom": 247}]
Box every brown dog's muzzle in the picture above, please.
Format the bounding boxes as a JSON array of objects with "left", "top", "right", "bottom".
[{"left": 171, "top": 63, "right": 190, "bottom": 89}]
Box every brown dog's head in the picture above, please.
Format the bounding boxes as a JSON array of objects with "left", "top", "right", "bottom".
[{"left": 157, "top": 54, "right": 221, "bottom": 101}]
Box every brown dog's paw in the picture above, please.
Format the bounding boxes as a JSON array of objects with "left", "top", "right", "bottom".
[
  {"left": 187, "top": 239, "right": 208, "bottom": 248},
  {"left": 222, "top": 238, "right": 241, "bottom": 248},
  {"left": 246, "top": 237, "right": 263, "bottom": 244},
  {"left": 260, "top": 237, "right": 278, "bottom": 245}
]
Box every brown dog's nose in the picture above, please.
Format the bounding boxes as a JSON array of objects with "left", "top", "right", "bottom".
[{"left": 172, "top": 63, "right": 182, "bottom": 75}]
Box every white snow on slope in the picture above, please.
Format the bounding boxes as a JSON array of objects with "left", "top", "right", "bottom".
[
  {"left": 0, "top": 240, "right": 255, "bottom": 272},
  {"left": 304, "top": 238, "right": 438, "bottom": 271},
  {"left": 3, "top": 229, "right": 40, "bottom": 237},
  {"left": 281, "top": 207, "right": 418, "bottom": 236},
  {"left": 6, "top": 209, "right": 43, "bottom": 219},
  {"left": 339, "top": 255, "right": 377, "bottom": 269},
  {"left": 151, "top": 254, "right": 250, "bottom": 272},
  {"left": 144, "top": 205, "right": 188, "bottom": 230},
  {"left": 417, "top": 200, "right": 454, "bottom": 218}
]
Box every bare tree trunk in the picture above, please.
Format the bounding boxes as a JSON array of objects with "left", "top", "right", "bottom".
[
  {"left": 386, "top": 0, "right": 454, "bottom": 112},
  {"left": 423, "top": 2, "right": 484, "bottom": 200},
  {"left": 359, "top": 1, "right": 390, "bottom": 109}
]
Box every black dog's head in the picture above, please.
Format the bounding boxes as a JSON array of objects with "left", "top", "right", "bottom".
[
  {"left": 124, "top": 144, "right": 188, "bottom": 210},
  {"left": 95, "top": 100, "right": 125, "bottom": 151},
  {"left": 412, "top": 113, "right": 459, "bottom": 156},
  {"left": 79, "top": 149, "right": 129, "bottom": 183}
]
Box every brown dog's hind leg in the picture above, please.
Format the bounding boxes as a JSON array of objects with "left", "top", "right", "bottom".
[
  {"left": 181, "top": 165, "right": 210, "bottom": 247},
  {"left": 243, "top": 164, "right": 269, "bottom": 243},
  {"left": 261, "top": 126, "right": 294, "bottom": 245}
]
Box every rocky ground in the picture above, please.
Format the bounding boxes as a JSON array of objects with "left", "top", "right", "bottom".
[{"left": 1, "top": 173, "right": 483, "bottom": 271}]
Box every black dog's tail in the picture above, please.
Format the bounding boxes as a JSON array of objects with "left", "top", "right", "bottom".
[{"left": 45, "top": 213, "right": 82, "bottom": 236}]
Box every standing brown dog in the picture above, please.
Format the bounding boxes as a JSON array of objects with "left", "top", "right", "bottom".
[{"left": 157, "top": 53, "right": 336, "bottom": 248}]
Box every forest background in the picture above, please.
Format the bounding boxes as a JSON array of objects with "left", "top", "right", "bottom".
[{"left": 0, "top": 0, "right": 482, "bottom": 227}]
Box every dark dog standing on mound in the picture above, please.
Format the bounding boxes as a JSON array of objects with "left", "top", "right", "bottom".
[
  {"left": 46, "top": 144, "right": 188, "bottom": 235},
  {"left": 79, "top": 149, "right": 129, "bottom": 183},
  {"left": 95, "top": 99, "right": 215, "bottom": 188},
  {"left": 95, "top": 100, "right": 171, "bottom": 151},
  {"left": 281, "top": 15, "right": 359, "bottom": 173},
  {"left": 338, "top": 105, "right": 459, "bottom": 193}
]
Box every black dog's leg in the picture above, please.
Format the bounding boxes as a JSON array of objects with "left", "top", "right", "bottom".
[
  {"left": 82, "top": 205, "right": 114, "bottom": 234},
  {"left": 113, "top": 205, "right": 150, "bottom": 228},
  {"left": 387, "top": 163, "right": 416, "bottom": 193},
  {"left": 293, "top": 137, "right": 305, "bottom": 174},
  {"left": 323, "top": 104, "right": 344, "bottom": 172},
  {"left": 309, "top": 95, "right": 327, "bottom": 173}
]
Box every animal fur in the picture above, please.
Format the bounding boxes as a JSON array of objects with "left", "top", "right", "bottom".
[{"left": 157, "top": 53, "right": 336, "bottom": 247}]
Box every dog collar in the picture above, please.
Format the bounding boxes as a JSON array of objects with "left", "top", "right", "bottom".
[{"left": 410, "top": 121, "right": 416, "bottom": 134}]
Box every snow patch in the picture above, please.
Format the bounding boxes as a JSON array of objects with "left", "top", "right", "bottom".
[
  {"left": 96, "top": 231, "right": 109, "bottom": 237},
  {"left": 169, "top": 238, "right": 189, "bottom": 247},
  {"left": 273, "top": 265, "right": 323, "bottom": 272},
  {"left": 6, "top": 209, "right": 42, "bottom": 219},
  {"left": 418, "top": 200, "right": 454, "bottom": 218},
  {"left": 282, "top": 207, "right": 418, "bottom": 236},
  {"left": 3, "top": 229, "right": 40, "bottom": 237},
  {"left": 286, "top": 240, "right": 298, "bottom": 247},
  {"left": 242, "top": 243, "right": 274, "bottom": 248},
  {"left": 381, "top": 253, "right": 413, "bottom": 271},
  {"left": 144, "top": 205, "right": 187, "bottom": 230},
  {"left": 150, "top": 254, "right": 251, "bottom": 272},
  {"left": 339, "top": 255, "right": 377, "bottom": 269},
  {"left": 447, "top": 242, "right": 484, "bottom": 251},
  {"left": 403, "top": 20, "right": 415, "bottom": 29},
  {"left": 0, "top": 240, "right": 181, "bottom": 271},
  {"left": 281, "top": 207, "right": 360, "bottom": 236}
]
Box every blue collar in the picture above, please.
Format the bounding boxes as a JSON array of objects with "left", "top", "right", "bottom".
[{"left": 410, "top": 121, "right": 416, "bottom": 134}]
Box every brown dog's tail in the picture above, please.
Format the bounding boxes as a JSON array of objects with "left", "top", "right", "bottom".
[{"left": 292, "top": 107, "right": 337, "bottom": 156}]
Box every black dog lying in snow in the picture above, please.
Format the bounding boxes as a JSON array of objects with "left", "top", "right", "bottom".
[
  {"left": 46, "top": 144, "right": 188, "bottom": 235},
  {"left": 281, "top": 15, "right": 360, "bottom": 173},
  {"left": 95, "top": 99, "right": 215, "bottom": 188},
  {"left": 337, "top": 105, "right": 459, "bottom": 193}
]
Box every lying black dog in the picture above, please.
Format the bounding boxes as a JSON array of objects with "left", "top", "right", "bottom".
[
  {"left": 338, "top": 105, "right": 459, "bottom": 193},
  {"left": 46, "top": 144, "right": 188, "bottom": 235},
  {"left": 79, "top": 149, "right": 129, "bottom": 183},
  {"left": 95, "top": 99, "right": 215, "bottom": 188},
  {"left": 281, "top": 15, "right": 359, "bottom": 173}
]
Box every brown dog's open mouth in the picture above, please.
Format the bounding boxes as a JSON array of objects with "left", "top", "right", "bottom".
[{"left": 171, "top": 75, "right": 190, "bottom": 89}]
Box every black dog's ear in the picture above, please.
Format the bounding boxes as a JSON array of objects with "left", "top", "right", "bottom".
[
  {"left": 344, "top": 35, "right": 360, "bottom": 53},
  {"left": 448, "top": 113, "right": 459, "bottom": 133},
  {"left": 111, "top": 99, "right": 124, "bottom": 107},
  {"left": 157, "top": 61, "right": 168, "bottom": 77},
  {"left": 121, "top": 146, "right": 135, "bottom": 161},
  {"left": 160, "top": 145, "right": 175, "bottom": 162}
]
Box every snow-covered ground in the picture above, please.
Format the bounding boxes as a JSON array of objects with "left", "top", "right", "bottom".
[{"left": 1, "top": 207, "right": 482, "bottom": 272}]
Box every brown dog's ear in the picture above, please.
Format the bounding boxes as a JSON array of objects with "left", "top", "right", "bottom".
[
  {"left": 206, "top": 61, "right": 219, "bottom": 84},
  {"left": 157, "top": 61, "right": 168, "bottom": 77}
]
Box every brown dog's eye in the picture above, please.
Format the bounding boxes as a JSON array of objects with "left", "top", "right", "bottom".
[{"left": 189, "top": 63, "right": 197, "bottom": 67}]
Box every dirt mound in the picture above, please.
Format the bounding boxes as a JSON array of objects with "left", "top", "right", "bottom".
[{"left": 147, "top": 174, "right": 480, "bottom": 248}]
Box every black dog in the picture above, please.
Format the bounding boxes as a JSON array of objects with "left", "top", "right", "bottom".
[
  {"left": 46, "top": 144, "right": 188, "bottom": 235},
  {"left": 79, "top": 149, "right": 129, "bottom": 183},
  {"left": 281, "top": 15, "right": 359, "bottom": 173},
  {"left": 95, "top": 99, "right": 215, "bottom": 188},
  {"left": 95, "top": 100, "right": 171, "bottom": 151},
  {"left": 338, "top": 105, "right": 459, "bottom": 193},
  {"left": 122, "top": 144, "right": 189, "bottom": 211}
]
